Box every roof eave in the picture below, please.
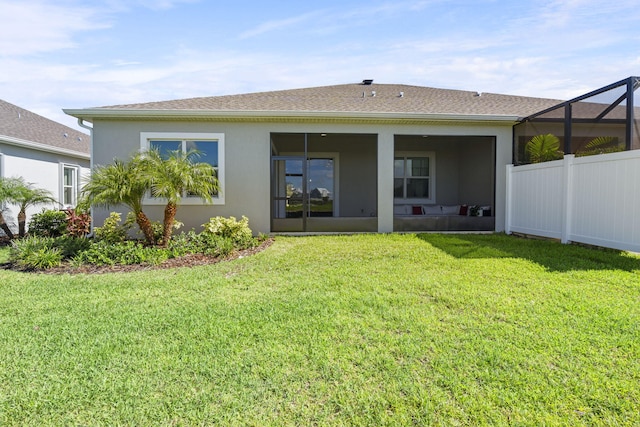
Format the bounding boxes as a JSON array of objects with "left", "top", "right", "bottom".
[
  {"left": 63, "top": 108, "right": 520, "bottom": 124},
  {"left": 0, "top": 134, "right": 90, "bottom": 159}
]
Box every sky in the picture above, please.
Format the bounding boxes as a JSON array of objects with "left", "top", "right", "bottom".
[{"left": 1, "top": 0, "right": 640, "bottom": 132}]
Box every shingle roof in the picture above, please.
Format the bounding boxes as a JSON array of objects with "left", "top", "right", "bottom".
[
  {"left": 91, "top": 82, "right": 563, "bottom": 119},
  {"left": 0, "top": 99, "right": 89, "bottom": 155}
]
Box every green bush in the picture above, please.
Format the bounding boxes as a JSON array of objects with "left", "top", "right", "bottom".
[
  {"left": 197, "top": 233, "right": 235, "bottom": 257},
  {"left": 54, "top": 236, "right": 92, "bottom": 259},
  {"left": 202, "top": 216, "right": 255, "bottom": 249},
  {"left": 74, "top": 241, "right": 169, "bottom": 266},
  {"left": 10, "top": 236, "right": 62, "bottom": 270},
  {"left": 94, "top": 212, "right": 130, "bottom": 243},
  {"left": 167, "top": 230, "right": 201, "bottom": 257},
  {"left": 28, "top": 209, "right": 68, "bottom": 237},
  {"left": 167, "top": 230, "right": 235, "bottom": 257}
]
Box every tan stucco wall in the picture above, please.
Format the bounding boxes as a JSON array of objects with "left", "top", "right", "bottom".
[{"left": 91, "top": 119, "right": 513, "bottom": 233}]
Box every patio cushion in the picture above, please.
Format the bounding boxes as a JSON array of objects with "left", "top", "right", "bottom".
[
  {"left": 393, "top": 205, "right": 409, "bottom": 215},
  {"left": 441, "top": 205, "right": 460, "bottom": 215},
  {"left": 422, "top": 205, "right": 442, "bottom": 215}
]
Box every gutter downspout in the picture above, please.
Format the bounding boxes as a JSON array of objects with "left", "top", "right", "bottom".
[
  {"left": 76, "top": 118, "right": 94, "bottom": 231},
  {"left": 76, "top": 118, "right": 93, "bottom": 167}
]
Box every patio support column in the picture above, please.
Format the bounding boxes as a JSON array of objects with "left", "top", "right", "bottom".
[{"left": 377, "top": 131, "right": 394, "bottom": 232}]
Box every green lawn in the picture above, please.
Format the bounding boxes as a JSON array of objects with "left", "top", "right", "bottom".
[{"left": 0, "top": 233, "right": 639, "bottom": 426}]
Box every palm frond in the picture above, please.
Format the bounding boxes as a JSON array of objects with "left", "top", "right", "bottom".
[
  {"left": 525, "top": 134, "right": 563, "bottom": 163},
  {"left": 576, "top": 136, "right": 624, "bottom": 157}
]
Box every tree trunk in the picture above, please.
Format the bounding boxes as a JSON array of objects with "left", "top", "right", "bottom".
[
  {"left": 135, "top": 211, "right": 156, "bottom": 246},
  {"left": 161, "top": 202, "right": 177, "bottom": 248},
  {"left": 0, "top": 212, "right": 14, "bottom": 239},
  {"left": 18, "top": 210, "right": 26, "bottom": 237}
]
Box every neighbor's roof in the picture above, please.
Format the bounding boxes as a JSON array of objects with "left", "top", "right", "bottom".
[
  {"left": 64, "top": 82, "right": 563, "bottom": 123},
  {"left": 0, "top": 99, "right": 89, "bottom": 157}
]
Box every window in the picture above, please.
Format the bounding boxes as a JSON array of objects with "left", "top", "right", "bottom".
[
  {"left": 61, "top": 164, "right": 78, "bottom": 207},
  {"left": 394, "top": 153, "right": 435, "bottom": 201},
  {"left": 140, "top": 132, "right": 225, "bottom": 205}
]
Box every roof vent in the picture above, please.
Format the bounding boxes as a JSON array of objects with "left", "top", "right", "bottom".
[
  {"left": 362, "top": 79, "right": 374, "bottom": 85},
  {"left": 371, "top": 91, "right": 376, "bottom": 97},
  {"left": 63, "top": 133, "right": 68, "bottom": 137},
  {"left": 399, "top": 91, "right": 404, "bottom": 98}
]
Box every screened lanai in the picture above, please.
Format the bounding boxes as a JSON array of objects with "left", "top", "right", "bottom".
[
  {"left": 513, "top": 76, "right": 640, "bottom": 164},
  {"left": 270, "top": 132, "right": 378, "bottom": 233}
]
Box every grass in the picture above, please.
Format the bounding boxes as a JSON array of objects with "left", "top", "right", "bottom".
[{"left": 0, "top": 233, "right": 638, "bottom": 426}]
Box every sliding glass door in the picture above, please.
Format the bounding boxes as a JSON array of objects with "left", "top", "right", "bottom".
[{"left": 271, "top": 156, "right": 335, "bottom": 231}]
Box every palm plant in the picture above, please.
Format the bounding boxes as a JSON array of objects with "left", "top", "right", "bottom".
[
  {"left": 576, "top": 136, "right": 624, "bottom": 157},
  {"left": 525, "top": 134, "right": 564, "bottom": 163},
  {"left": 0, "top": 177, "right": 22, "bottom": 239},
  {"left": 11, "top": 178, "right": 56, "bottom": 237},
  {"left": 81, "top": 153, "right": 156, "bottom": 245},
  {"left": 142, "top": 148, "right": 219, "bottom": 247}
]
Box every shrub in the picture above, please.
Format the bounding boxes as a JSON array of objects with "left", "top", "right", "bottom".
[
  {"left": 74, "top": 241, "right": 169, "bottom": 266},
  {"left": 65, "top": 209, "right": 91, "bottom": 238},
  {"left": 54, "top": 235, "right": 92, "bottom": 259},
  {"left": 10, "top": 236, "right": 62, "bottom": 270},
  {"left": 28, "top": 209, "right": 68, "bottom": 237},
  {"left": 196, "top": 233, "right": 235, "bottom": 257},
  {"left": 202, "top": 216, "right": 255, "bottom": 249},
  {"left": 166, "top": 230, "right": 235, "bottom": 257},
  {"left": 94, "top": 212, "right": 130, "bottom": 243},
  {"left": 167, "top": 230, "right": 201, "bottom": 257}
]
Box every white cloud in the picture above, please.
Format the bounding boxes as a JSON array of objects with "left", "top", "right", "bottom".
[
  {"left": 2, "top": 0, "right": 639, "bottom": 133},
  {"left": 0, "top": 1, "right": 109, "bottom": 56},
  {"left": 239, "top": 11, "right": 322, "bottom": 39},
  {"left": 102, "top": 0, "right": 199, "bottom": 12},
  {"left": 136, "top": 0, "right": 199, "bottom": 10},
  {"left": 239, "top": 0, "right": 439, "bottom": 39}
]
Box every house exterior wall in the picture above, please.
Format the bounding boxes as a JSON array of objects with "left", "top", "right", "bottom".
[
  {"left": 91, "top": 119, "right": 513, "bottom": 234},
  {"left": 0, "top": 141, "right": 90, "bottom": 235}
]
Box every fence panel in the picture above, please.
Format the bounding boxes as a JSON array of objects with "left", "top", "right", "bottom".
[
  {"left": 507, "top": 151, "right": 640, "bottom": 253},
  {"left": 506, "top": 160, "right": 565, "bottom": 239}
]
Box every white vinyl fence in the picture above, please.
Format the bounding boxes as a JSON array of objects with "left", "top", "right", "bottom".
[{"left": 506, "top": 150, "right": 640, "bottom": 253}]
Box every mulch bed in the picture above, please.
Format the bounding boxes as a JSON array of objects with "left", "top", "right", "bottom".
[{"left": 1, "top": 238, "right": 274, "bottom": 275}]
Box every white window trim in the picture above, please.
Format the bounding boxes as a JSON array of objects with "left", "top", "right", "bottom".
[
  {"left": 60, "top": 163, "right": 79, "bottom": 208},
  {"left": 140, "top": 132, "right": 225, "bottom": 205},
  {"left": 394, "top": 151, "right": 436, "bottom": 204}
]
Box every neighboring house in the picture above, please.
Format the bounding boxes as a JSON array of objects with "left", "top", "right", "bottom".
[
  {"left": 64, "top": 80, "right": 569, "bottom": 234},
  {"left": 0, "top": 99, "right": 90, "bottom": 235}
]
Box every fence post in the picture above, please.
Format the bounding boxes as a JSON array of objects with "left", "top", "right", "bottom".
[
  {"left": 505, "top": 164, "right": 513, "bottom": 235},
  {"left": 560, "top": 155, "right": 575, "bottom": 244}
]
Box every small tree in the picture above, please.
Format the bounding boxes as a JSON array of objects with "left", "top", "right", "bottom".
[
  {"left": 0, "top": 177, "right": 21, "bottom": 239},
  {"left": 11, "top": 178, "right": 56, "bottom": 237},
  {"left": 81, "top": 153, "right": 156, "bottom": 245},
  {"left": 142, "top": 149, "right": 219, "bottom": 247}
]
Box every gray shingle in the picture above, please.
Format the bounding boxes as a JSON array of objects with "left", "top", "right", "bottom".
[
  {"left": 0, "top": 99, "right": 89, "bottom": 154},
  {"left": 96, "top": 82, "right": 563, "bottom": 118}
]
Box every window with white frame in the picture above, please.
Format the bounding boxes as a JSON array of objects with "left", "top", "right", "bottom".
[
  {"left": 61, "top": 164, "right": 78, "bottom": 207},
  {"left": 394, "top": 153, "right": 435, "bottom": 201},
  {"left": 140, "top": 132, "right": 225, "bottom": 205}
]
